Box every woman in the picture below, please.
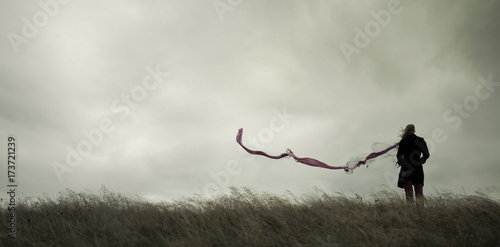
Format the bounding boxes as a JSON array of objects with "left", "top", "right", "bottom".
[{"left": 397, "top": 124, "right": 430, "bottom": 204}]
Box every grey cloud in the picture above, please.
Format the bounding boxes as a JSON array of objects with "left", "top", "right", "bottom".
[{"left": 0, "top": 0, "right": 499, "bottom": 201}]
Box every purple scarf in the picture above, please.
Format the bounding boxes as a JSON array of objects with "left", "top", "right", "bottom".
[{"left": 236, "top": 128, "right": 399, "bottom": 171}]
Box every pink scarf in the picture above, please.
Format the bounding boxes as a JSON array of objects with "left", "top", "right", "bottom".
[{"left": 236, "top": 128, "right": 399, "bottom": 171}]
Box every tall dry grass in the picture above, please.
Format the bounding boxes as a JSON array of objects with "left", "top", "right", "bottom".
[{"left": 1, "top": 186, "right": 499, "bottom": 247}]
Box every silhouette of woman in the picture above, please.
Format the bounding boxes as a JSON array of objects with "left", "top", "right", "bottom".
[{"left": 397, "top": 124, "right": 430, "bottom": 205}]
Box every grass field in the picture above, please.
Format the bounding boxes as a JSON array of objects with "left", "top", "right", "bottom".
[{"left": 1, "top": 187, "right": 499, "bottom": 247}]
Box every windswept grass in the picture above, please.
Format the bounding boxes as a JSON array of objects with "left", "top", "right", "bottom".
[{"left": 1, "top": 187, "right": 499, "bottom": 247}]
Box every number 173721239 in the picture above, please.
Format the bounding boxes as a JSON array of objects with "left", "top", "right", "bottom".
[{"left": 8, "top": 137, "right": 16, "bottom": 183}]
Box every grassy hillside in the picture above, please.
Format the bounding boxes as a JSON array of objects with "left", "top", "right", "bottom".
[{"left": 1, "top": 187, "right": 499, "bottom": 247}]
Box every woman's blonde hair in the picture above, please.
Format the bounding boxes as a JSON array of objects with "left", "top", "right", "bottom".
[{"left": 399, "top": 124, "right": 415, "bottom": 139}]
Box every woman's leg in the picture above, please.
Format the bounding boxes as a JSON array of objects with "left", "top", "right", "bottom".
[
  {"left": 414, "top": 183, "right": 424, "bottom": 206},
  {"left": 403, "top": 180, "right": 414, "bottom": 203}
]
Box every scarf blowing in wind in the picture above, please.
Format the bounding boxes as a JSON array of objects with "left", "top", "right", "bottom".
[{"left": 236, "top": 128, "right": 400, "bottom": 173}]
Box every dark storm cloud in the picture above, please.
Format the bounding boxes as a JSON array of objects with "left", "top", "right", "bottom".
[{"left": 0, "top": 0, "right": 499, "bottom": 201}]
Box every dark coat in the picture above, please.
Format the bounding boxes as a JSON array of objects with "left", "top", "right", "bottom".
[{"left": 396, "top": 134, "right": 430, "bottom": 188}]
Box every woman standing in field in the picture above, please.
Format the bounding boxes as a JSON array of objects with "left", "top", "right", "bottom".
[{"left": 397, "top": 124, "right": 430, "bottom": 205}]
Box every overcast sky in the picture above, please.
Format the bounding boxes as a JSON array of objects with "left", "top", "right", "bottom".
[{"left": 1, "top": 0, "right": 499, "bottom": 202}]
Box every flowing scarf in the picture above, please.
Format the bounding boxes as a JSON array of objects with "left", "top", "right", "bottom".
[{"left": 236, "top": 128, "right": 399, "bottom": 172}]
